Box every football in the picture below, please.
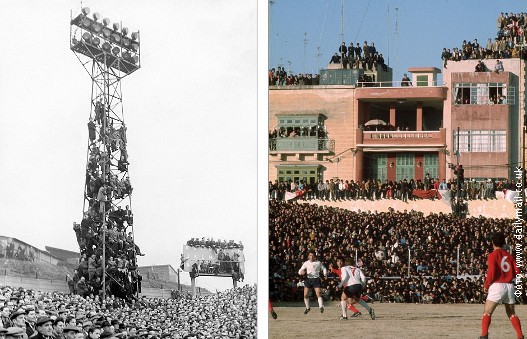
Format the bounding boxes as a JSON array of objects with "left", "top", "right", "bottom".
[{"left": 375, "top": 250, "right": 386, "bottom": 260}]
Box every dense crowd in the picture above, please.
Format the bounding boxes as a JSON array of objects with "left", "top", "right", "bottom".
[
  {"left": 331, "top": 41, "right": 388, "bottom": 72},
  {"left": 268, "top": 175, "right": 513, "bottom": 202},
  {"left": 441, "top": 12, "right": 527, "bottom": 68},
  {"left": 74, "top": 100, "right": 142, "bottom": 300},
  {"left": 186, "top": 239, "right": 243, "bottom": 250},
  {"left": 269, "top": 200, "right": 527, "bottom": 304},
  {"left": 268, "top": 68, "right": 319, "bottom": 86},
  {"left": 0, "top": 285, "right": 257, "bottom": 339}
]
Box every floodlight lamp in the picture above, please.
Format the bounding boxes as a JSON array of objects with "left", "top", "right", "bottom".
[
  {"left": 93, "top": 13, "right": 100, "bottom": 21},
  {"left": 81, "top": 7, "right": 90, "bottom": 16},
  {"left": 131, "top": 43, "right": 139, "bottom": 52},
  {"left": 131, "top": 55, "right": 139, "bottom": 64},
  {"left": 122, "top": 37, "right": 131, "bottom": 48},
  {"left": 82, "top": 32, "right": 92, "bottom": 43},
  {"left": 92, "top": 23, "right": 102, "bottom": 33},
  {"left": 131, "top": 32, "right": 138, "bottom": 41},
  {"left": 102, "top": 28, "right": 112, "bottom": 38},
  {"left": 111, "top": 33, "right": 121, "bottom": 44},
  {"left": 122, "top": 27, "right": 129, "bottom": 36},
  {"left": 103, "top": 18, "right": 110, "bottom": 26},
  {"left": 122, "top": 51, "right": 131, "bottom": 61},
  {"left": 92, "top": 36, "right": 101, "bottom": 46},
  {"left": 102, "top": 42, "right": 111, "bottom": 52},
  {"left": 113, "top": 23, "right": 120, "bottom": 31},
  {"left": 82, "top": 18, "right": 91, "bottom": 28},
  {"left": 112, "top": 46, "right": 120, "bottom": 56}
]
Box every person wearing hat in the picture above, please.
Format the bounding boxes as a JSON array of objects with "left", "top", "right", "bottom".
[
  {"left": 9, "top": 311, "right": 26, "bottom": 330},
  {"left": 33, "top": 316, "right": 53, "bottom": 339},
  {"left": 52, "top": 317, "right": 65, "bottom": 339},
  {"left": 1, "top": 305, "right": 12, "bottom": 328},
  {"left": 62, "top": 325, "right": 80, "bottom": 339},
  {"left": 99, "top": 331, "right": 115, "bottom": 339},
  {"left": 5, "top": 327, "right": 25, "bottom": 339},
  {"left": 81, "top": 321, "right": 92, "bottom": 339},
  {"left": 25, "top": 309, "right": 37, "bottom": 338}
]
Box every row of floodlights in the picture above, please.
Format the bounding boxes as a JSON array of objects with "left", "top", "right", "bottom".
[
  {"left": 79, "top": 7, "right": 139, "bottom": 52},
  {"left": 80, "top": 32, "right": 139, "bottom": 64}
]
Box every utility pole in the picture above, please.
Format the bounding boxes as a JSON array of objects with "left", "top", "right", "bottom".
[{"left": 303, "top": 32, "right": 308, "bottom": 75}]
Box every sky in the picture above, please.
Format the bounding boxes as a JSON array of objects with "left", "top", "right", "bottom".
[
  {"left": 269, "top": 0, "right": 526, "bottom": 82},
  {"left": 0, "top": 0, "right": 257, "bottom": 293}
]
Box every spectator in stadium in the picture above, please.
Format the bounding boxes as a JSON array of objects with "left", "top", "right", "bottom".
[
  {"left": 339, "top": 42, "right": 348, "bottom": 69},
  {"left": 268, "top": 199, "right": 523, "bottom": 306},
  {"left": 34, "top": 317, "right": 54, "bottom": 339},
  {"left": 330, "top": 53, "right": 341, "bottom": 64},
  {"left": 52, "top": 318, "right": 65, "bottom": 339},
  {"left": 494, "top": 59, "right": 504, "bottom": 73},
  {"left": 475, "top": 60, "right": 487, "bottom": 72},
  {"left": 401, "top": 74, "right": 412, "bottom": 86}
]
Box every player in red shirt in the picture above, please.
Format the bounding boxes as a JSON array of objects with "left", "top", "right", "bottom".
[
  {"left": 479, "top": 232, "right": 524, "bottom": 339},
  {"left": 269, "top": 300, "right": 277, "bottom": 319}
]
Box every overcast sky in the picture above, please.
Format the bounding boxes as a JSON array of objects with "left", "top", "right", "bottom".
[{"left": 0, "top": 0, "right": 257, "bottom": 293}]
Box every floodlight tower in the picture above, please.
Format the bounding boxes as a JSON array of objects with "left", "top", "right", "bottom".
[{"left": 70, "top": 7, "right": 141, "bottom": 299}]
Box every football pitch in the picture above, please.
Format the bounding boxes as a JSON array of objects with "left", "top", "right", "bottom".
[{"left": 269, "top": 303, "right": 527, "bottom": 338}]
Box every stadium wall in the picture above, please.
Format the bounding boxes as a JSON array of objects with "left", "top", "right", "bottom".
[{"left": 0, "top": 274, "right": 191, "bottom": 299}]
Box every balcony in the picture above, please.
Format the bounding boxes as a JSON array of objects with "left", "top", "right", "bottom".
[
  {"left": 357, "top": 129, "right": 446, "bottom": 151},
  {"left": 269, "top": 137, "right": 335, "bottom": 153}
]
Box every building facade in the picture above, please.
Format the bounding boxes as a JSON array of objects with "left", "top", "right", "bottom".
[{"left": 269, "top": 59, "right": 526, "bottom": 184}]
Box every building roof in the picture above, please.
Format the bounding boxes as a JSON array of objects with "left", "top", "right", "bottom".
[
  {"left": 44, "top": 246, "right": 80, "bottom": 261},
  {"left": 138, "top": 265, "right": 177, "bottom": 273}
]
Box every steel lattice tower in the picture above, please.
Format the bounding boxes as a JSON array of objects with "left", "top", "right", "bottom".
[{"left": 70, "top": 7, "right": 141, "bottom": 299}]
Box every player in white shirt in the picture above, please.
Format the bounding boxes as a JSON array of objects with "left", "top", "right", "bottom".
[
  {"left": 298, "top": 251, "right": 327, "bottom": 314},
  {"left": 337, "top": 258, "right": 376, "bottom": 320}
]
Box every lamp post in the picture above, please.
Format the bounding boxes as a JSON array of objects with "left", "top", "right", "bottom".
[{"left": 70, "top": 7, "right": 141, "bottom": 299}]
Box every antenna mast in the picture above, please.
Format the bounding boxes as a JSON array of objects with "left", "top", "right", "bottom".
[
  {"left": 387, "top": 0, "right": 390, "bottom": 67},
  {"left": 340, "top": 0, "right": 344, "bottom": 44},
  {"left": 395, "top": 7, "right": 399, "bottom": 80}
]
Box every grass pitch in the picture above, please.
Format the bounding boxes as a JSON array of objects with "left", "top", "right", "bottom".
[{"left": 269, "top": 302, "right": 527, "bottom": 338}]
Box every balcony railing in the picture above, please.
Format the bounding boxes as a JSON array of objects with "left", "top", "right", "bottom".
[
  {"left": 365, "top": 131, "right": 438, "bottom": 139},
  {"left": 269, "top": 137, "right": 335, "bottom": 153}
]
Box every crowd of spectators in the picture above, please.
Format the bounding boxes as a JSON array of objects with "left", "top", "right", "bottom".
[
  {"left": 268, "top": 40, "right": 389, "bottom": 87},
  {"left": 441, "top": 12, "right": 527, "bottom": 68},
  {"left": 73, "top": 100, "right": 142, "bottom": 300},
  {"left": 269, "top": 199, "right": 527, "bottom": 304},
  {"left": 0, "top": 284, "right": 257, "bottom": 338},
  {"left": 268, "top": 125, "right": 327, "bottom": 140},
  {"left": 183, "top": 240, "right": 245, "bottom": 282},
  {"left": 268, "top": 68, "right": 319, "bottom": 86},
  {"left": 268, "top": 175, "right": 512, "bottom": 202},
  {"left": 186, "top": 239, "right": 243, "bottom": 250},
  {"left": 331, "top": 40, "right": 388, "bottom": 72}
]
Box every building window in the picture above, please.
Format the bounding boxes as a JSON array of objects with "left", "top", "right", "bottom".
[
  {"left": 453, "top": 83, "right": 514, "bottom": 105},
  {"left": 272, "top": 115, "right": 325, "bottom": 138},
  {"left": 276, "top": 166, "right": 319, "bottom": 185},
  {"left": 396, "top": 154, "right": 415, "bottom": 182},
  {"left": 453, "top": 130, "right": 506, "bottom": 152},
  {"left": 424, "top": 153, "right": 439, "bottom": 180},
  {"left": 365, "top": 154, "right": 387, "bottom": 182},
  {"left": 416, "top": 75, "right": 429, "bottom": 87}
]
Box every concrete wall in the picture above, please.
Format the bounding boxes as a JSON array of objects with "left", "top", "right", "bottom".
[
  {"left": 0, "top": 276, "right": 69, "bottom": 293},
  {"left": 0, "top": 236, "right": 60, "bottom": 265},
  {"left": 269, "top": 87, "right": 356, "bottom": 181}
]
